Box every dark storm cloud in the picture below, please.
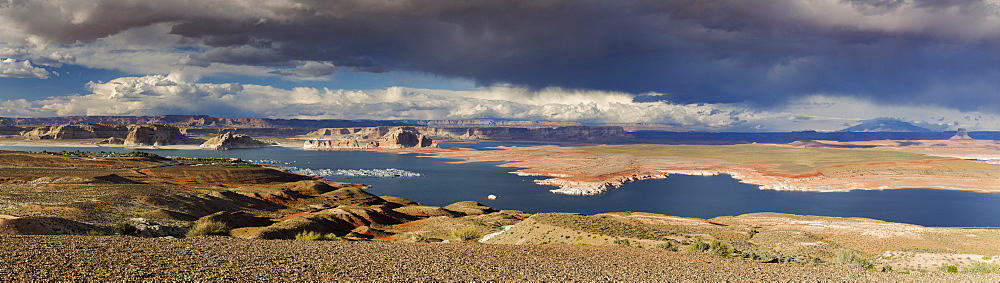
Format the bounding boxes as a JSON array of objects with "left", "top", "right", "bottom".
[
  {"left": 3, "top": 0, "right": 1000, "bottom": 110},
  {"left": 842, "top": 0, "right": 907, "bottom": 14}
]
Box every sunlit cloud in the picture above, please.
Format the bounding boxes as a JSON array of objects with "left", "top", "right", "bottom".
[{"left": 0, "top": 58, "right": 49, "bottom": 79}]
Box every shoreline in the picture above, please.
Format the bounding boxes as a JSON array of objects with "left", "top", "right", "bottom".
[
  {"left": 0, "top": 138, "right": 306, "bottom": 150},
  {"left": 9, "top": 139, "right": 1000, "bottom": 196}
]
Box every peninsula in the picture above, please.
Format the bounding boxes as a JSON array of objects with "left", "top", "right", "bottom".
[{"left": 416, "top": 141, "right": 1000, "bottom": 195}]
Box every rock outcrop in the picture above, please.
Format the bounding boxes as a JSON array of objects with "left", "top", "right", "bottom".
[
  {"left": 200, "top": 133, "right": 273, "bottom": 150},
  {"left": 381, "top": 128, "right": 434, "bottom": 148},
  {"left": 442, "top": 201, "right": 499, "bottom": 216},
  {"left": 124, "top": 125, "right": 196, "bottom": 146},
  {"left": 304, "top": 128, "right": 437, "bottom": 150},
  {"left": 950, "top": 128, "right": 974, "bottom": 140}
]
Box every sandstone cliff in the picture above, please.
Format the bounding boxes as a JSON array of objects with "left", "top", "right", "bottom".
[
  {"left": 21, "top": 124, "right": 196, "bottom": 145},
  {"left": 381, "top": 128, "right": 434, "bottom": 148},
  {"left": 0, "top": 125, "right": 26, "bottom": 136},
  {"left": 182, "top": 127, "right": 314, "bottom": 137},
  {"left": 124, "top": 125, "right": 197, "bottom": 146},
  {"left": 303, "top": 139, "right": 381, "bottom": 149},
  {"left": 307, "top": 126, "right": 401, "bottom": 140},
  {"left": 305, "top": 126, "right": 630, "bottom": 141},
  {"left": 304, "top": 128, "right": 436, "bottom": 150},
  {"left": 22, "top": 124, "right": 130, "bottom": 140},
  {"left": 200, "top": 133, "right": 274, "bottom": 150}
]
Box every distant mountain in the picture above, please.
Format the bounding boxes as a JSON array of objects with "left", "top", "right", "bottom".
[
  {"left": 838, "top": 118, "right": 932, "bottom": 132},
  {"left": 601, "top": 123, "right": 697, "bottom": 132}
]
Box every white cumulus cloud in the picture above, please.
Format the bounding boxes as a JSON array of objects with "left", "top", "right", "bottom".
[
  {"left": 3, "top": 74, "right": 998, "bottom": 132},
  {"left": 0, "top": 73, "right": 762, "bottom": 129},
  {"left": 0, "top": 58, "right": 49, "bottom": 79}
]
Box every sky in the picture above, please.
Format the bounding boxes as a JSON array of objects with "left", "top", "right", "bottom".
[{"left": 1, "top": 0, "right": 1000, "bottom": 131}]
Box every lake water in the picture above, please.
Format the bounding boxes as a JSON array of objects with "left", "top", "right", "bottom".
[{"left": 4, "top": 145, "right": 1000, "bottom": 227}]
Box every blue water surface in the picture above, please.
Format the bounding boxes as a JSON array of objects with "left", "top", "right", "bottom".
[{"left": 3, "top": 145, "right": 999, "bottom": 227}]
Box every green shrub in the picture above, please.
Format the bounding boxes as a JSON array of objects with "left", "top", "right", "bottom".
[
  {"left": 942, "top": 265, "right": 959, "bottom": 273},
  {"left": 409, "top": 233, "right": 428, "bottom": 243},
  {"left": 185, "top": 221, "right": 231, "bottom": 238},
  {"left": 86, "top": 230, "right": 106, "bottom": 236},
  {"left": 836, "top": 250, "right": 874, "bottom": 270},
  {"left": 687, "top": 241, "right": 709, "bottom": 253},
  {"left": 655, "top": 241, "right": 677, "bottom": 251},
  {"left": 295, "top": 231, "right": 340, "bottom": 241},
  {"left": 613, "top": 239, "right": 631, "bottom": 246},
  {"left": 963, "top": 262, "right": 1000, "bottom": 273},
  {"left": 113, "top": 222, "right": 138, "bottom": 236},
  {"left": 708, "top": 240, "right": 733, "bottom": 257},
  {"left": 450, "top": 227, "right": 482, "bottom": 241},
  {"left": 743, "top": 250, "right": 778, "bottom": 261}
]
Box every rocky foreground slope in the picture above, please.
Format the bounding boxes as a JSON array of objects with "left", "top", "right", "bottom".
[{"left": 3, "top": 235, "right": 995, "bottom": 282}]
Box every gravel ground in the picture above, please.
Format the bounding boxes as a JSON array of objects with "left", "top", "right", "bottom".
[{"left": 1, "top": 235, "right": 999, "bottom": 282}]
